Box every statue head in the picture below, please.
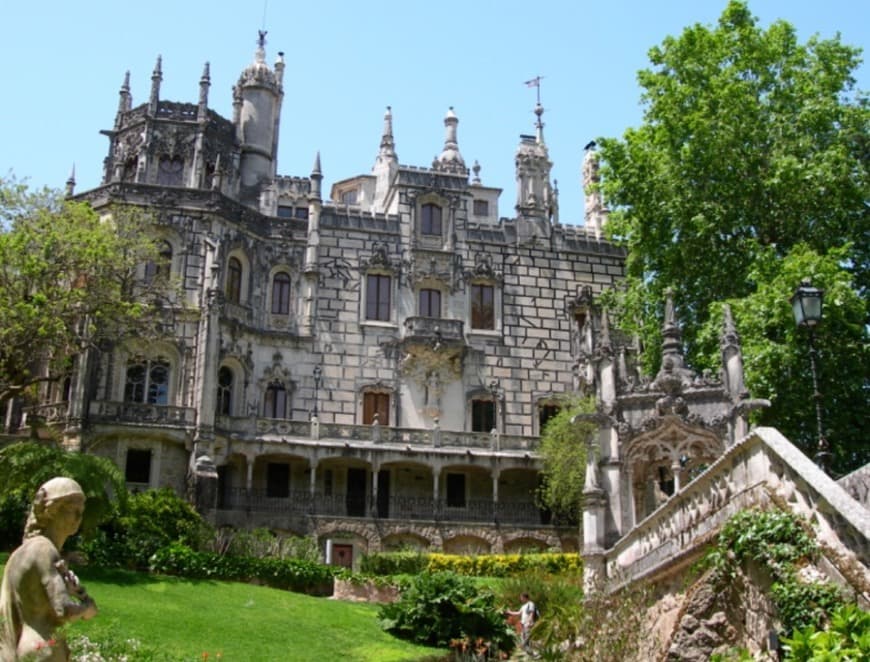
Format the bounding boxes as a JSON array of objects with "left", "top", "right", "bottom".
[{"left": 23, "top": 477, "right": 86, "bottom": 541}]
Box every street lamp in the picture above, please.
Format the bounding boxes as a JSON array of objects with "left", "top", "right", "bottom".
[
  {"left": 312, "top": 365, "right": 322, "bottom": 420},
  {"left": 790, "top": 280, "right": 830, "bottom": 473}
]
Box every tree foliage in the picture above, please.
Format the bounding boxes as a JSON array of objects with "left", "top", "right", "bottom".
[
  {"left": 0, "top": 441, "right": 126, "bottom": 547},
  {"left": 597, "top": 1, "right": 869, "bottom": 472},
  {"left": 537, "top": 396, "right": 597, "bottom": 523},
  {"left": 0, "top": 176, "right": 171, "bottom": 404}
]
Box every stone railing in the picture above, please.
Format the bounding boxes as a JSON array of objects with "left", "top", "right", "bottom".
[
  {"left": 838, "top": 465, "right": 870, "bottom": 509},
  {"left": 248, "top": 417, "right": 538, "bottom": 453},
  {"left": 604, "top": 427, "right": 870, "bottom": 588},
  {"left": 21, "top": 402, "right": 70, "bottom": 426},
  {"left": 217, "top": 488, "right": 549, "bottom": 526},
  {"left": 88, "top": 401, "right": 197, "bottom": 428}
]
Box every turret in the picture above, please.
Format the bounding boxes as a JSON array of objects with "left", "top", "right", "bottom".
[
  {"left": 432, "top": 107, "right": 467, "bottom": 175},
  {"left": 236, "top": 31, "right": 284, "bottom": 197},
  {"left": 514, "top": 100, "right": 554, "bottom": 243},
  {"left": 583, "top": 142, "right": 607, "bottom": 238},
  {"left": 197, "top": 62, "right": 210, "bottom": 121},
  {"left": 65, "top": 165, "right": 76, "bottom": 198},
  {"left": 115, "top": 71, "right": 131, "bottom": 129}
]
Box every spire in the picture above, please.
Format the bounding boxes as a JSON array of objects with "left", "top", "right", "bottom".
[
  {"left": 534, "top": 102, "right": 545, "bottom": 145},
  {"left": 433, "top": 107, "right": 467, "bottom": 174},
  {"left": 378, "top": 106, "right": 397, "bottom": 162},
  {"left": 118, "top": 71, "right": 131, "bottom": 115},
  {"left": 197, "top": 62, "right": 210, "bottom": 120},
  {"left": 148, "top": 55, "right": 162, "bottom": 115},
  {"left": 310, "top": 152, "right": 322, "bottom": 200},
  {"left": 65, "top": 165, "right": 76, "bottom": 198}
]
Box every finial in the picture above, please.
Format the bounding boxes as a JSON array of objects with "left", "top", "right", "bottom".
[
  {"left": 258, "top": 30, "right": 267, "bottom": 49},
  {"left": 378, "top": 105, "right": 396, "bottom": 160},
  {"left": 149, "top": 55, "right": 163, "bottom": 113},
  {"left": 198, "top": 62, "right": 211, "bottom": 117},
  {"left": 472, "top": 160, "right": 481, "bottom": 184},
  {"left": 312, "top": 151, "right": 322, "bottom": 177},
  {"left": 117, "top": 71, "right": 132, "bottom": 117},
  {"left": 152, "top": 55, "right": 162, "bottom": 78},
  {"left": 65, "top": 164, "right": 76, "bottom": 197},
  {"left": 201, "top": 61, "right": 211, "bottom": 83}
]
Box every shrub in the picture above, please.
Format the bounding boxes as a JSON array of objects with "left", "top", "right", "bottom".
[
  {"left": 378, "top": 571, "right": 515, "bottom": 656},
  {"left": 360, "top": 549, "right": 428, "bottom": 576},
  {"left": 781, "top": 603, "right": 870, "bottom": 661},
  {"left": 81, "top": 488, "right": 211, "bottom": 569},
  {"left": 361, "top": 551, "right": 581, "bottom": 578}
]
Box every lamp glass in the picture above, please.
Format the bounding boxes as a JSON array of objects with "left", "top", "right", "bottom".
[{"left": 791, "top": 285, "right": 823, "bottom": 327}]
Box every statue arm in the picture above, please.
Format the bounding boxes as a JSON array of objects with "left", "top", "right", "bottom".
[{"left": 35, "top": 546, "right": 97, "bottom": 622}]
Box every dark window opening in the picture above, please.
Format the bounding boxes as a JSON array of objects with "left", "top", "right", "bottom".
[
  {"left": 418, "top": 289, "right": 441, "bottom": 318},
  {"left": 266, "top": 463, "right": 290, "bottom": 498},
  {"left": 264, "top": 382, "right": 289, "bottom": 419},
  {"left": 271, "top": 272, "right": 292, "bottom": 315},
  {"left": 539, "top": 404, "right": 561, "bottom": 432},
  {"left": 471, "top": 284, "right": 495, "bottom": 330},
  {"left": 473, "top": 199, "right": 489, "bottom": 216},
  {"left": 226, "top": 257, "right": 243, "bottom": 304},
  {"left": 125, "top": 449, "right": 151, "bottom": 484},
  {"left": 446, "top": 473, "right": 466, "bottom": 508},
  {"left": 217, "top": 366, "right": 233, "bottom": 416},
  {"left": 157, "top": 156, "right": 184, "bottom": 186},
  {"left": 144, "top": 240, "right": 173, "bottom": 285},
  {"left": 365, "top": 274, "right": 391, "bottom": 321},
  {"left": 124, "top": 357, "right": 170, "bottom": 405},
  {"left": 421, "top": 203, "right": 442, "bottom": 235},
  {"left": 471, "top": 399, "right": 495, "bottom": 432},
  {"left": 277, "top": 205, "right": 294, "bottom": 218}
]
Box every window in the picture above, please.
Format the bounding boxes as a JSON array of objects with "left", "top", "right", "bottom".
[
  {"left": 277, "top": 205, "right": 294, "bottom": 218},
  {"left": 473, "top": 199, "right": 489, "bottom": 216},
  {"left": 419, "top": 289, "right": 441, "bottom": 318},
  {"left": 471, "top": 398, "right": 495, "bottom": 432},
  {"left": 341, "top": 190, "right": 358, "bottom": 205},
  {"left": 363, "top": 392, "right": 389, "bottom": 425},
  {"left": 217, "top": 367, "right": 233, "bottom": 416},
  {"left": 539, "top": 404, "right": 561, "bottom": 432},
  {"left": 365, "top": 274, "right": 391, "bottom": 321},
  {"left": 263, "top": 382, "right": 289, "bottom": 419},
  {"left": 295, "top": 207, "right": 309, "bottom": 220},
  {"left": 271, "top": 272, "right": 292, "bottom": 315},
  {"left": 266, "top": 463, "right": 290, "bottom": 498},
  {"left": 125, "top": 449, "right": 151, "bottom": 484},
  {"left": 157, "top": 156, "right": 184, "bottom": 186},
  {"left": 421, "top": 203, "right": 442, "bottom": 235},
  {"left": 144, "top": 240, "right": 173, "bottom": 285},
  {"left": 124, "top": 357, "right": 170, "bottom": 405},
  {"left": 226, "top": 257, "right": 242, "bottom": 304},
  {"left": 446, "top": 473, "right": 466, "bottom": 508},
  {"left": 470, "top": 284, "right": 495, "bottom": 330}
]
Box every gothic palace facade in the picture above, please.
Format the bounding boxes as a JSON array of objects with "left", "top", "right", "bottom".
[{"left": 28, "top": 38, "right": 626, "bottom": 563}]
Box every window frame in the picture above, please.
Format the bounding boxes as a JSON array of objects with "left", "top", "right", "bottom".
[
  {"left": 217, "top": 366, "right": 234, "bottom": 416},
  {"left": 124, "top": 356, "right": 171, "bottom": 405},
  {"left": 226, "top": 256, "right": 243, "bottom": 305},
  {"left": 365, "top": 273, "right": 392, "bottom": 322},
  {"left": 471, "top": 398, "right": 495, "bottom": 432},
  {"left": 420, "top": 203, "right": 443, "bottom": 236},
  {"left": 470, "top": 283, "right": 495, "bottom": 330},
  {"left": 271, "top": 271, "right": 292, "bottom": 315},
  {"left": 263, "top": 381, "right": 289, "bottom": 419},
  {"left": 418, "top": 288, "right": 442, "bottom": 318}
]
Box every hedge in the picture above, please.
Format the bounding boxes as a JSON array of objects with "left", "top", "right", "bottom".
[
  {"left": 150, "top": 543, "right": 336, "bottom": 595},
  {"left": 361, "top": 551, "right": 581, "bottom": 577}
]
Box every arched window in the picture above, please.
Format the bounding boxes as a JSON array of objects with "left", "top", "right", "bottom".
[
  {"left": 264, "top": 381, "right": 289, "bottom": 419},
  {"left": 421, "top": 203, "right": 442, "bottom": 235},
  {"left": 226, "top": 257, "right": 243, "bottom": 304},
  {"left": 217, "top": 366, "right": 234, "bottom": 416},
  {"left": 144, "top": 240, "right": 173, "bottom": 285},
  {"left": 124, "top": 356, "right": 170, "bottom": 405},
  {"left": 271, "top": 272, "right": 292, "bottom": 315}
]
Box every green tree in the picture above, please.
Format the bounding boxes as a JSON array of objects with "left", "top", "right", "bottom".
[
  {"left": 597, "top": 2, "right": 869, "bottom": 472},
  {"left": 537, "top": 397, "right": 597, "bottom": 523},
  {"left": 0, "top": 441, "right": 126, "bottom": 547},
  {"left": 0, "top": 176, "right": 170, "bottom": 405}
]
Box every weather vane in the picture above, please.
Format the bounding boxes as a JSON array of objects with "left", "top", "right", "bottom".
[{"left": 524, "top": 76, "right": 544, "bottom": 106}]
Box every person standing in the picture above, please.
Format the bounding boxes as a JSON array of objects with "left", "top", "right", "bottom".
[{"left": 506, "top": 592, "right": 538, "bottom": 653}]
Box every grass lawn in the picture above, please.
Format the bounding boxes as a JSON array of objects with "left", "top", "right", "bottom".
[{"left": 1, "top": 559, "right": 447, "bottom": 661}]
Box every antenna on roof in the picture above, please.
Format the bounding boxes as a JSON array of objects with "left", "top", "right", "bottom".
[
  {"left": 261, "top": 0, "right": 268, "bottom": 33},
  {"left": 524, "top": 76, "right": 544, "bottom": 106}
]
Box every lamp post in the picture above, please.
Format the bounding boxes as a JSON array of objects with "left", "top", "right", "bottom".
[
  {"left": 312, "top": 365, "right": 322, "bottom": 420},
  {"left": 790, "top": 280, "right": 830, "bottom": 474}
]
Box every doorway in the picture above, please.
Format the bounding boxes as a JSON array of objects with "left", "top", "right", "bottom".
[{"left": 346, "top": 468, "right": 367, "bottom": 517}]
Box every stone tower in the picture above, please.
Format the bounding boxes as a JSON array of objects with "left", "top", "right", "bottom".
[
  {"left": 514, "top": 102, "right": 556, "bottom": 244},
  {"left": 235, "top": 31, "right": 285, "bottom": 200}
]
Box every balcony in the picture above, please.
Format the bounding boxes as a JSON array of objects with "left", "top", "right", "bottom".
[
  {"left": 217, "top": 488, "right": 554, "bottom": 526},
  {"left": 403, "top": 317, "right": 464, "bottom": 346},
  {"left": 88, "top": 401, "right": 196, "bottom": 428}
]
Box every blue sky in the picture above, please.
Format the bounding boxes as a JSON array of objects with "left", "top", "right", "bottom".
[{"left": 2, "top": 0, "right": 866, "bottom": 225}]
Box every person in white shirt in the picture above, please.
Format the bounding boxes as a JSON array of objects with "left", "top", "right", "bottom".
[{"left": 506, "top": 592, "right": 537, "bottom": 653}]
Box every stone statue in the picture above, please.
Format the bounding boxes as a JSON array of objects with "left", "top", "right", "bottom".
[{"left": 0, "top": 478, "right": 97, "bottom": 661}]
